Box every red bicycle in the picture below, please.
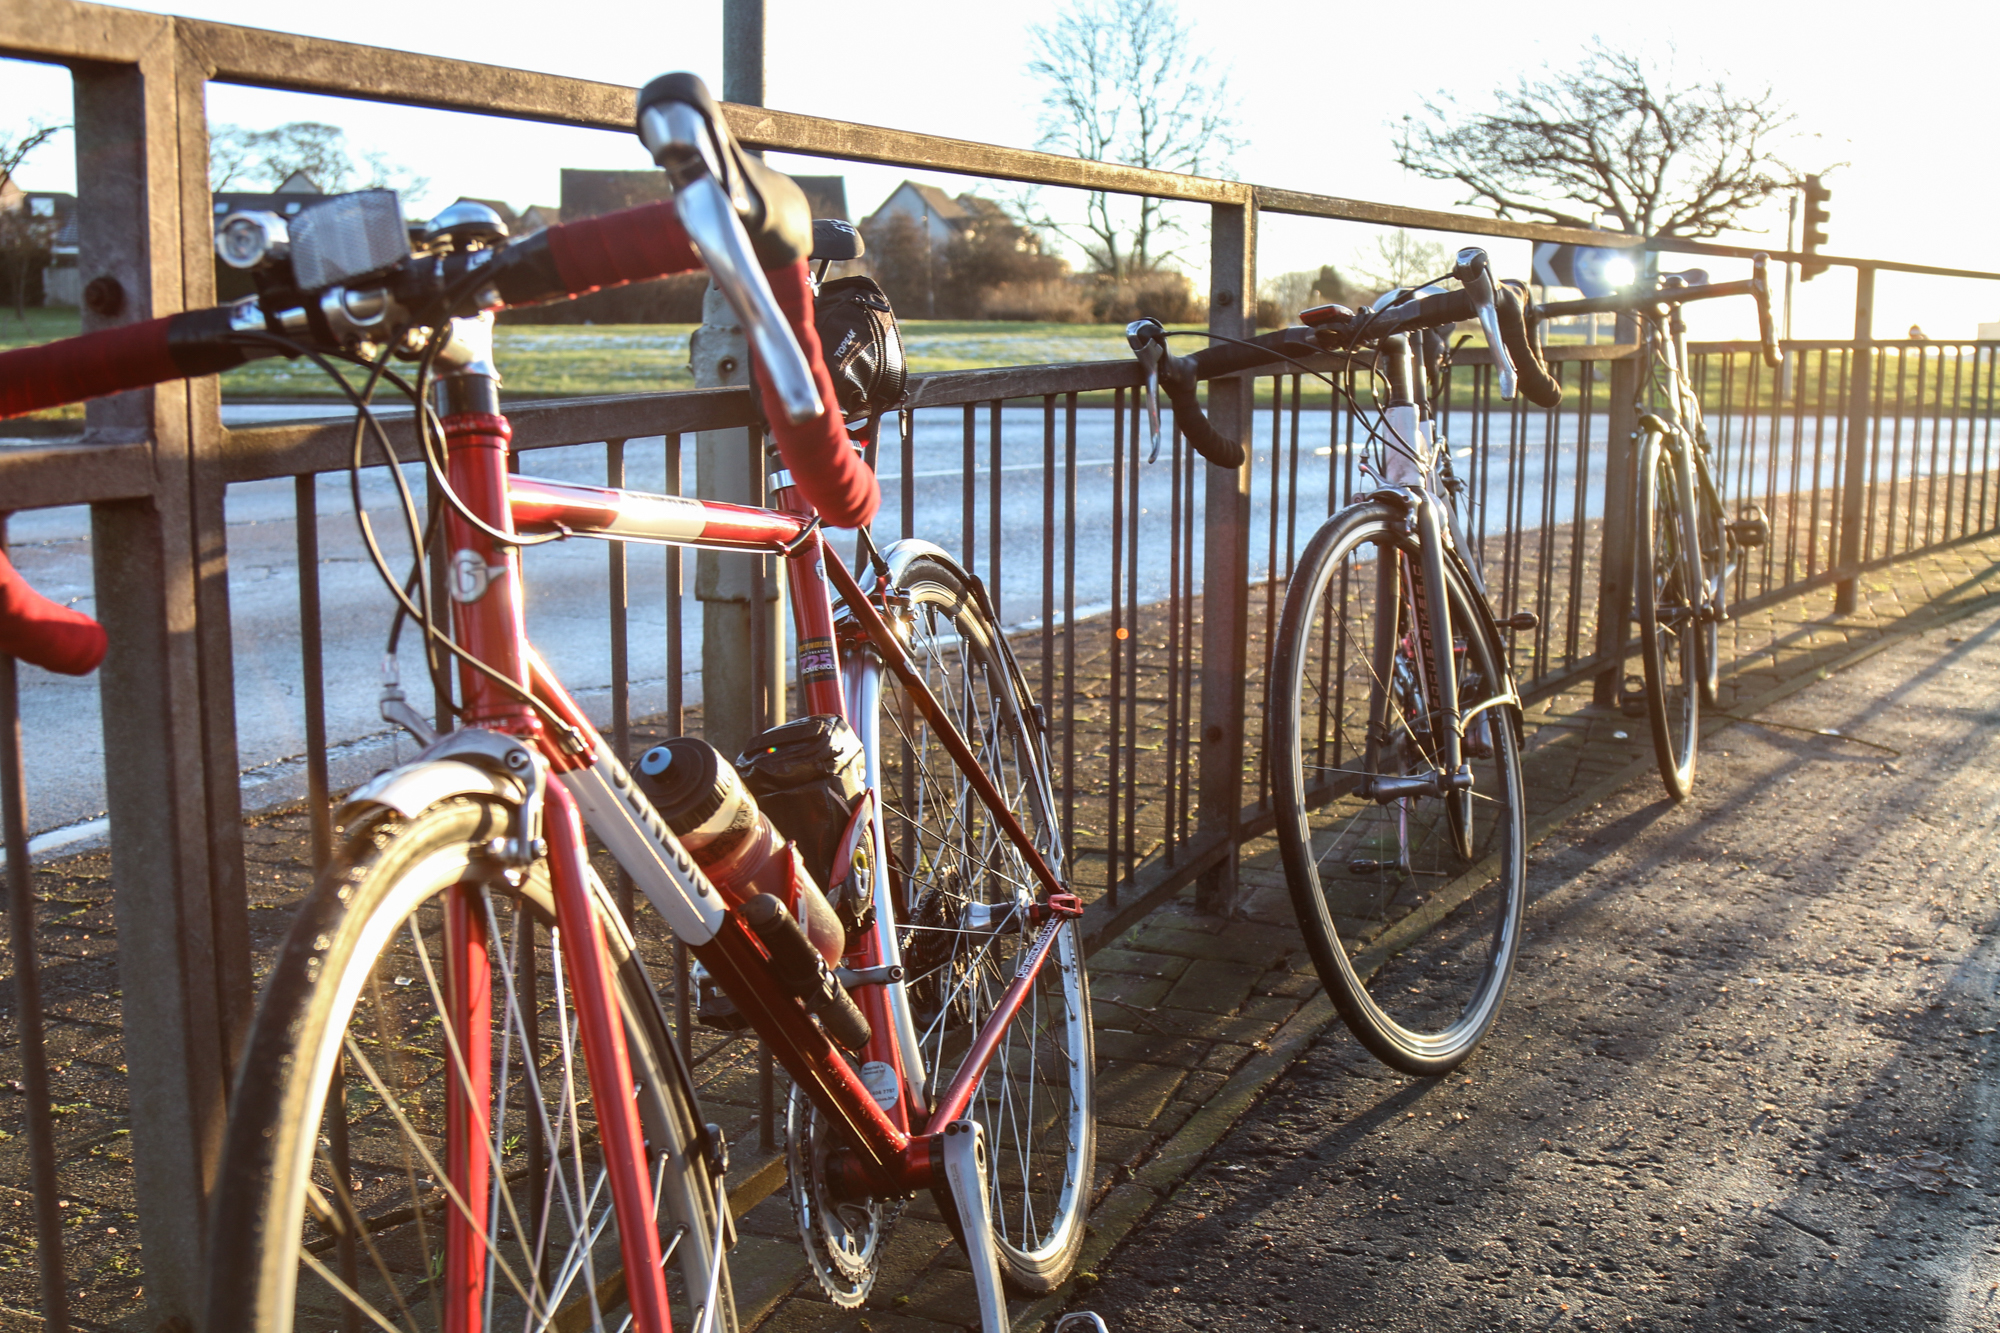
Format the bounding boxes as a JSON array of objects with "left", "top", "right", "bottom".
[{"left": 2, "top": 74, "right": 1093, "bottom": 1333}]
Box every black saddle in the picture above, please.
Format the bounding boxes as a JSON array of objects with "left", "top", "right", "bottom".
[{"left": 811, "top": 218, "right": 864, "bottom": 262}]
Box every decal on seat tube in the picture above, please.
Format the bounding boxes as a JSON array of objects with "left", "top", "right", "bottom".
[{"left": 561, "top": 740, "right": 727, "bottom": 945}]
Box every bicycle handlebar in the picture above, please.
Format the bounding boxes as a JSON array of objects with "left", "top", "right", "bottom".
[
  {"left": 0, "top": 75, "right": 881, "bottom": 530},
  {"left": 1123, "top": 258, "right": 1563, "bottom": 468},
  {"left": 1533, "top": 254, "right": 1784, "bottom": 368}
]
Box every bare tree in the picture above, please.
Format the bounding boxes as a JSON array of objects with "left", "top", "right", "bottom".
[
  {"left": 0, "top": 123, "right": 67, "bottom": 323},
  {"left": 1394, "top": 43, "right": 1817, "bottom": 239},
  {"left": 1025, "top": 0, "right": 1238, "bottom": 277},
  {"left": 1351, "top": 230, "right": 1456, "bottom": 294},
  {"left": 209, "top": 122, "right": 428, "bottom": 199}
]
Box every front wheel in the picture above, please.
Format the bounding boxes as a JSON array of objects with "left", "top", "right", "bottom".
[
  {"left": 1269, "top": 502, "right": 1528, "bottom": 1076},
  {"left": 850, "top": 550, "right": 1094, "bottom": 1294},
  {"left": 206, "top": 796, "right": 732, "bottom": 1333},
  {"left": 1634, "top": 429, "right": 1703, "bottom": 799}
]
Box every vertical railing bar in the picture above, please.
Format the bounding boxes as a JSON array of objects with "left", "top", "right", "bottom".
[
  {"left": 989, "top": 400, "right": 1004, "bottom": 624},
  {"left": 1952, "top": 350, "right": 1968, "bottom": 544},
  {"left": 1124, "top": 391, "right": 1141, "bottom": 884},
  {"left": 1981, "top": 347, "right": 1996, "bottom": 533},
  {"left": 1180, "top": 435, "right": 1198, "bottom": 849},
  {"left": 1041, "top": 395, "right": 1056, "bottom": 736},
  {"left": 1800, "top": 340, "right": 1816, "bottom": 584},
  {"left": 294, "top": 474, "right": 333, "bottom": 870},
  {"left": 1567, "top": 361, "right": 1593, "bottom": 666},
  {"left": 962, "top": 403, "right": 977, "bottom": 576},
  {"left": 0, "top": 529, "right": 69, "bottom": 1333},
  {"left": 1756, "top": 354, "right": 1777, "bottom": 596},
  {"left": 1061, "top": 391, "right": 1078, "bottom": 870},
  {"left": 1258, "top": 375, "right": 1282, "bottom": 811},
  {"left": 1807, "top": 349, "right": 1828, "bottom": 578},
  {"left": 1165, "top": 420, "right": 1183, "bottom": 858},
  {"left": 606, "top": 437, "right": 633, "bottom": 924},
  {"left": 664, "top": 432, "right": 689, "bottom": 1059},
  {"left": 900, "top": 408, "right": 916, "bottom": 544},
  {"left": 1107, "top": 386, "right": 1124, "bottom": 909}
]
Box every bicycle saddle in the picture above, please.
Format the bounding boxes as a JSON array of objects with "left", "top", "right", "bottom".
[{"left": 811, "top": 218, "right": 864, "bottom": 262}]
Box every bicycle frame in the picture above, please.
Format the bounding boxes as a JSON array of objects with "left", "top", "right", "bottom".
[{"left": 423, "top": 398, "right": 1077, "bottom": 1325}]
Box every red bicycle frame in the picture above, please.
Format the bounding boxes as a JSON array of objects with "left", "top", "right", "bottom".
[{"left": 432, "top": 402, "right": 1077, "bottom": 1326}]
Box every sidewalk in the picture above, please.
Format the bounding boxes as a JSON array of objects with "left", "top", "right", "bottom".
[
  {"left": 737, "top": 533, "right": 2000, "bottom": 1331},
  {"left": 2, "top": 534, "right": 1998, "bottom": 1329}
]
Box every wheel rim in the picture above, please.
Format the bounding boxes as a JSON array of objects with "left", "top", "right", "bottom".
[
  {"left": 247, "top": 827, "right": 723, "bottom": 1333},
  {"left": 871, "top": 571, "right": 1091, "bottom": 1276},
  {"left": 1275, "top": 519, "right": 1526, "bottom": 1067},
  {"left": 1642, "top": 445, "right": 1699, "bottom": 789}
]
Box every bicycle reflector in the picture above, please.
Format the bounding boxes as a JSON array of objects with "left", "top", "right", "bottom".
[{"left": 289, "top": 189, "right": 411, "bottom": 290}]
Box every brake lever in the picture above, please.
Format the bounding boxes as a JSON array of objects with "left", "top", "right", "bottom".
[
  {"left": 1125, "top": 318, "right": 1166, "bottom": 463},
  {"left": 640, "top": 100, "right": 823, "bottom": 425},
  {"left": 1454, "top": 246, "right": 1518, "bottom": 401}
]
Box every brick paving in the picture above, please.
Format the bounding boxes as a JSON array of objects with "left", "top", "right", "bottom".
[{"left": 2, "top": 533, "right": 1998, "bottom": 1330}]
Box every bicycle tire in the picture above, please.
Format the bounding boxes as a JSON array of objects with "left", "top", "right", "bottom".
[
  {"left": 851, "top": 549, "right": 1094, "bottom": 1293},
  {"left": 1269, "top": 501, "right": 1528, "bottom": 1076},
  {"left": 1694, "top": 455, "right": 1727, "bottom": 708},
  {"left": 1634, "top": 429, "right": 1703, "bottom": 799},
  {"left": 206, "top": 796, "right": 733, "bottom": 1333}
]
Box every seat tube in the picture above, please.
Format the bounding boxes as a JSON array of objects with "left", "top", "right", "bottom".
[{"left": 1414, "top": 493, "right": 1463, "bottom": 776}]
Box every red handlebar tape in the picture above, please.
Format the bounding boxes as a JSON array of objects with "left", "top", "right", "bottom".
[
  {"left": 544, "top": 200, "right": 702, "bottom": 296},
  {"left": 758, "top": 262, "right": 880, "bottom": 529},
  {"left": 0, "top": 315, "right": 181, "bottom": 419}
]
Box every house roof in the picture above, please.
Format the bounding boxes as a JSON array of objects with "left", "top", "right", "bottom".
[
  {"left": 896, "top": 182, "right": 967, "bottom": 219},
  {"left": 274, "top": 170, "right": 322, "bottom": 194}
]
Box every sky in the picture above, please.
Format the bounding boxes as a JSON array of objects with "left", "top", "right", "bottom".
[{"left": 5, "top": 0, "right": 1997, "bottom": 340}]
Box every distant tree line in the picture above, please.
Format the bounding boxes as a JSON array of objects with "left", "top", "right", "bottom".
[{"left": 862, "top": 203, "right": 1204, "bottom": 325}]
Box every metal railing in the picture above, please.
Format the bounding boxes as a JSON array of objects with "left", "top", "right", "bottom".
[{"left": 3, "top": 4, "right": 1999, "bottom": 1327}]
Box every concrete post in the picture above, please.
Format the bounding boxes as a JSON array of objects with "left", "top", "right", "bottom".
[
  {"left": 1194, "top": 196, "right": 1255, "bottom": 916},
  {"left": 691, "top": 285, "right": 784, "bottom": 755}
]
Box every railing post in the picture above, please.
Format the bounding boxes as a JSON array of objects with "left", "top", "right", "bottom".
[
  {"left": 75, "top": 32, "right": 246, "bottom": 1328},
  {"left": 1194, "top": 193, "right": 1255, "bottom": 916},
  {"left": 1834, "top": 265, "right": 1877, "bottom": 614},
  {"left": 1591, "top": 338, "right": 1643, "bottom": 706}
]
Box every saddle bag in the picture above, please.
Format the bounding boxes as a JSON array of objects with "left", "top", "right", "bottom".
[
  {"left": 813, "top": 275, "right": 907, "bottom": 420},
  {"left": 735, "top": 714, "right": 873, "bottom": 932}
]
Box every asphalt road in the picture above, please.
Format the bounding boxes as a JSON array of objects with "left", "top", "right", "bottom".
[{"left": 1068, "top": 599, "right": 2000, "bottom": 1332}]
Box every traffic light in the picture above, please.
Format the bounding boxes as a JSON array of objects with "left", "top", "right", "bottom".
[{"left": 1800, "top": 175, "right": 1832, "bottom": 281}]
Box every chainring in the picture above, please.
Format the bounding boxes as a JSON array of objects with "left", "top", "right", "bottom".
[{"left": 786, "top": 1082, "right": 895, "bottom": 1307}]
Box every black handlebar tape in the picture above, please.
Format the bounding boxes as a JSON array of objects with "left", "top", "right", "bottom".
[
  {"left": 1536, "top": 277, "right": 1762, "bottom": 322},
  {"left": 0, "top": 306, "right": 252, "bottom": 419},
  {"left": 1495, "top": 282, "right": 1563, "bottom": 409},
  {"left": 1156, "top": 356, "right": 1242, "bottom": 467},
  {"left": 1369, "top": 287, "right": 1481, "bottom": 339}
]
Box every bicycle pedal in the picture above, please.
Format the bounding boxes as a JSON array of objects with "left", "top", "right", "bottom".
[
  {"left": 1619, "top": 675, "right": 1648, "bottom": 718},
  {"left": 1498, "top": 611, "right": 1539, "bottom": 632},
  {"left": 1348, "top": 857, "right": 1408, "bottom": 876},
  {"left": 691, "top": 961, "right": 754, "bottom": 1032},
  {"left": 1728, "top": 506, "right": 1770, "bottom": 549}
]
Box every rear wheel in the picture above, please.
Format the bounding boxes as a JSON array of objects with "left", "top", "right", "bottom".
[
  {"left": 206, "top": 797, "right": 731, "bottom": 1333},
  {"left": 1269, "top": 503, "right": 1528, "bottom": 1076},
  {"left": 854, "top": 551, "right": 1094, "bottom": 1294},
  {"left": 1635, "top": 430, "right": 1703, "bottom": 800}
]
